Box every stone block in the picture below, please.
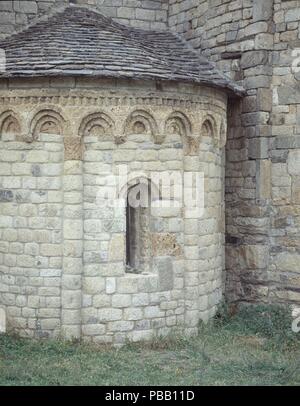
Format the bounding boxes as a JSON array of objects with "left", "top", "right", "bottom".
[
  {"left": 117, "top": 7, "right": 135, "bottom": 19},
  {"left": 13, "top": 1, "right": 38, "bottom": 14},
  {"left": 63, "top": 175, "right": 82, "bottom": 191},
  {"left": 0, "top": 308, "right": 6, "bottom": 334},
  {"left": 106, "top": 277, "right": 116, "bottom": 294},
  {"left": 248, "top": 138, "right": 269, "bottom": 159},
  {"left": 132, "top": 293, "right": 149, "bottom": 307},
  {"left": 64, "top": 137, "right": 82, "bottom": 161},
  {"left": 124, "top": 307, "right": 143, "bottom": 321},
  {"left": 61, "top": 325, "right": 81, "bottom": 340},
  {"left": 64, "top": 219, "right": 83, "bottom": 240},
  {"left": 244, "top": 22, "right": 268, "bottom": 37},
  {"left": 257, "top": 88, "right": 272, "bottom": 112},
  {"left": 117, "top": 276, "right": 139, "bottom": 293},
  {"left": 0, "top": 190, "right": 13, "bottom": 202},
  {"left": 62, "top": 291, "right": 81, "bottom": 309},
  {"left": 98, "top": 308, "right": 122, "bottom": 322},
  {"left": 0, "top": 11, "right": 15, "bottom": 24},
  {"left": 0, "top": 1, "right": 13, "bottom": 11},
  {"left": 278, "top": 85, "right": 300, "bottom": 105},
  {"left": 288, "top": 150, "right": 300, "bottom": 175},
  {"left": 61, "top": 309, "right": 81, "bottom": 325},
  {"left": 144, "top": 305, "right": 164, "bottom": 318},
  {"left": 151, "top": 233, "right": 182, "bottom": 257},
  {"left": 62, "top": 275, "right": 81, "bottom": 290},
  {"left": 82, "top": 324, "right": 105, "bottom": 336},
  {"left": 275, "top": 252, "right": 300, "bottom": 273},
  {"left": 253, "top": 0, "right": 273, "bottom": 22},
  {"left": 63, "top": 258, "right": 82, "bottom": 275},
  {"left": 108, "top": 234, "right": 125, "bottom": 262},
  {"left": 136, "top": 9, "right": 156, "bottom": 21},
  {"left": 153, "top": 257, "right": 174, "bottom": 291},
  {"left": 292, "top": 177, "right": 300, "bottom": 204},
  {"left": 255, "top": 33, "right": 273, "bottom": 50},
  {"left": 137, "top": 275, "right": 158, "bottom": 293},
  {"left": 111, "top": 294, "right": 131, "bottom": 308},
  {"left": 93, "top": 294, "right": 110, "bottom": 308},
  {"left": 129, "top": 329, "right": 153, "bottom": 342},
  {"left": 108, "top": 320, "right": 134, "bottom": 332},
  {"left": 83, "top": 277, "right": 105, "bottom": 295},
  {"left": 285, "top": 8, "right": 300, "bottom": 23},
  {"left": 40, "top": 244, "right": 62, "bottom": 257},
  {"left": 239, "top": 245, "right": 269, "bottom": 269}
]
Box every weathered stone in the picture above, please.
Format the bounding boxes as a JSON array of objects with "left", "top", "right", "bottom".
[
  {"left": 154, "top": 257, "right": 174, "bottom": 291},
  {"left": 275, "top": 252, "right": 300, "bottom": 273},
  {"left": 276, "top": 136, "right": 300, "bottom": 150},
  {"left": 253, "top": 0, "right": 273, "bottom": 22},
  {"left": 0, "top": 190, "right": 13, "bottom": 202},
  {"left": 244, "top": 22, "right": 268, "bottom": 37},
  {"left": 151, "top": 233, "right": 182, "bottom": 257},
  {"left": 241, "top": 51, "right": 269, "bottom": 69},
  {"left": 83, "top": 278, "right": 105, "bottom": 295},
  {"left": 82, "top": 324, "right": 105, "bottom": 336},
  {"left": 285, "top": 8, "right": 300, "bottom": 23},
  {"left": 108, "top": 234, "right": 125, "bottom": 262},
  {"left": 64, "top": 137, "right": 82, "bottom": 160},
  {"left": 106, "top": 277, "right": 116, "bottom": 294},
  {"left": 256, "top": 159, "right": 271, "bottom": 200},
  {"left": 287, "top": 150, "right": 300, "bottom": 176},
  {"left": 248, "top": 138, "right": 269, "bottom": 159},
  {"left": 239, "top": 245, "right": 269, "bottom": 269},
  {"left": 0, "top": 308, "right": 6, "bottom": 334},
  {"left": 255, "top": 33, "right": 273, "bottom": 50},
  {"left": 278, "top": 85, "right": 300, "bottom": 105},
  {"left": 292, "top": 177, "right": 300, "bottom": 204}
]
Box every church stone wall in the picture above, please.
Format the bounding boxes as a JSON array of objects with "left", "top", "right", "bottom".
[
  {"left": 169, "top": 0, "right": 300, "bottom": 307},
  {"left": 169, "top": 0, "right": 274, "bottom": 304},
  {"left": 1, "top": 0, "right": 300, "bottom": 315},
  {"left": 0, "top": 0, "right": 168, "bottom": 38},
  {"left": 0, "top": 78, "right": 227, "bottom": 342},
  {"left": 270, "top": 0, "right": 300, "bottom": 305}
]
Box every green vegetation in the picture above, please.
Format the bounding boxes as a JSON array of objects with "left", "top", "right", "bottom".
[{"left": 0, "top": 304, "right": 299, "bottom": 386}]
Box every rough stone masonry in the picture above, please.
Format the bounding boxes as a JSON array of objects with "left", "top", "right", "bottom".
[{"left": 0, "top": 0, "right": 299, "bottom": 343}]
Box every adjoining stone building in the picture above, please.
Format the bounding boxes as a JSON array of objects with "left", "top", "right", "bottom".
[{"left": 0, "top": 0, "right": 300, "bottom": 343}]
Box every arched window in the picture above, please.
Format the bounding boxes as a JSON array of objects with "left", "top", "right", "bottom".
[{"left": 126, "top": 180, "right": 151, "bottom": 272}]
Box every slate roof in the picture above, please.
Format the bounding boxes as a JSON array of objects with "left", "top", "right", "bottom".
[{"left": 0, "top": 6, "right": 244, "bottom": 96}]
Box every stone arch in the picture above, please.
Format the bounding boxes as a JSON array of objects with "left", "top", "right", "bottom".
[
  {"left": 0, "top": 110, "right": 21, "bottom": 138},
  {"left": 201, "top": 114, "right": 218, "bottom": 145},
  {"left": 165, "top": 111, "right": 192, "bottom": 139},
  {"left": 124, "top": 109, "right": 159, "bottom": 142},
  {"left": 119, "top": 175, "right": 160, "bottom": 204},
  {"left": 79, "top": 111, "right": 114, "bottom": 139},
  {"left": 30, "top": 108, "right": 66, "bottom": 140},
  {"left": 165, "top": 111, "right": 192, "bottom": 153}
]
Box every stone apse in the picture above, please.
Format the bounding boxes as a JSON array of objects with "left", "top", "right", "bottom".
[
  {"left": 0, "top": 5, "right": 244, "bottom": 343},
  {"left": 0, "top": 79, "right": 228, "bottom": 343}
]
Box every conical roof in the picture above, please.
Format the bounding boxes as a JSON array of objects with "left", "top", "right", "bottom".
[{"left": 0, "top": 6, "right": 244, "bottom": 96}]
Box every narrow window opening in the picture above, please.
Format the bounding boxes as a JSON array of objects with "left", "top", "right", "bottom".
[{"left": 126, "top": 181, "right": 151, "bottom": 273}]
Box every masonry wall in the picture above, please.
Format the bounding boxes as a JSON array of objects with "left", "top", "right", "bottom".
[
  {"left": 270, "top": 0, "right": 300, "bottom": 304},
  {"left": 0, "top": 0, "right": 168, "bottom": 38},
  {"left": 2, "top": 0, "right": 300, "bottom": 310},
  {"left": 0, "top": 78, "right": 227, "bottom": 342},
  {"left": 169, "top": 0, "right": 300, "bottom": 306},
  {"left": 0, "top": 95, "right": 64, "bottom": 337}
]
